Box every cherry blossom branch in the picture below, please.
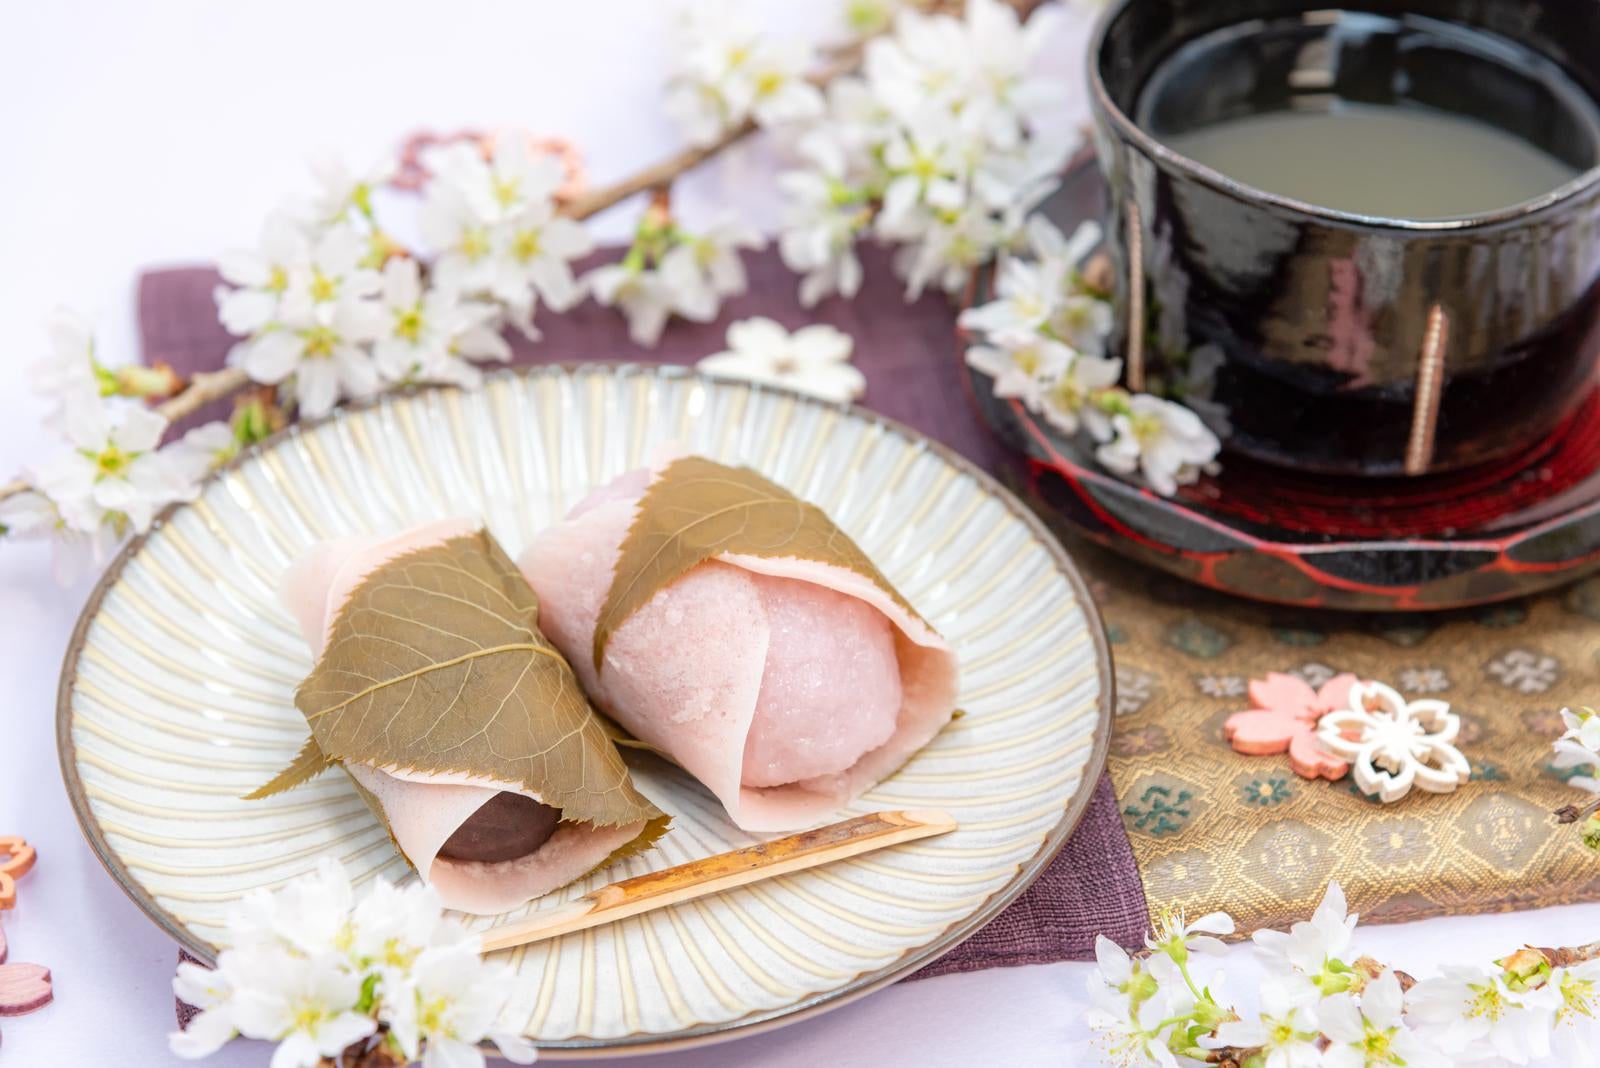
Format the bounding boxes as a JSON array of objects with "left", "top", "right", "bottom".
[
  {"left": 1199, "top": 945, "right": 1599, "bottom": 1067},
  {"left": 0, "top": 0, "right": 1055, "bottom": 513}
]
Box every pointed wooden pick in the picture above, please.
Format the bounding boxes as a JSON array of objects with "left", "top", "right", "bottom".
[{"left": 479, "top": 809, "right": 958, "bottom": 954}]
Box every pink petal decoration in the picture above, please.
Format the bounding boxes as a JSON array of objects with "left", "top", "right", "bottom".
[
  {"left": 0, "top": 963, "right": 51, "bottom": 1016},
  {"left": 1288, "top": 729, "right": 1351, "bottom": 781},
  {"left": 1316, "top": 674, "right": 1358, "bottom": 715},
  {"left": 1223, "top": 706, "right": 1306, "bottom": 756},
  {"left": 1226, "top": 671, "right": 1360, "bottom": 781},
  {"left": 1245, "top": 672, "right": 1319, "bottom": 716}
]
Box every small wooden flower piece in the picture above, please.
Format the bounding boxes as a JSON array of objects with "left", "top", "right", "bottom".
[
  {"left": 0, "top": 839, "right": 35, "bottom": 911},
  {"left": 1316, "top": 681, "right": 1471, "bottom": 803},
  {"left": 0, "top": 963, "right": 51, "bottom": 1017},
  {"left": 1224, "top": 672, "right": 1357, "bottom": 780},
  {"left": 0, "top": 836, "right": 51, "bottom": 1025}
]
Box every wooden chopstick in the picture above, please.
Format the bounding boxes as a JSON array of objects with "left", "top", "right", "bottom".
[{"left": 478, "top": 808, "right": 958, "bottom": 953}]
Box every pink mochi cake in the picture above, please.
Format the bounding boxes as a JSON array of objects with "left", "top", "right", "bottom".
[{"left": 519, "top": 461, "right": 961, "bottom": 832}]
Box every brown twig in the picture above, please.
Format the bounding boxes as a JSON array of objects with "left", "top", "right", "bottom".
[
  {"left": 1555, "top": 796, "right": 1600, "bottom": 824},
  {"left": 1530, "top": 940, "right": 1600, "bottom": 968}
]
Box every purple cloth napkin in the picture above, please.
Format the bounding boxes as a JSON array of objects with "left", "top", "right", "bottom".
[{"left": 145, "top": 246, "right": 1147, "bottom": 1005}]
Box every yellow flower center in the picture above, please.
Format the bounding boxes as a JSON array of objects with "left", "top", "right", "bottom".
[
  {"left": 511, "top": 228, "right": 542, "bottom": 262},
  {"left": 381, "top": 937, "right": 419, "bottom": 970},
  {"left": 1012, "top": 347, "right": 1042, "bottom": 375},
  {"left": 309, "top": 270, "right": 339, "bottom": 303},
  {"left": 290, "top": 999, "right": 333, "bottom": 1033},
  {"left": 268, "top": 265, "right": 289, "bottom": 294},
  {"left": 460, "top": 227, "right": 490, "bottom": 261},
  {"left": 395, "top": 306, "right": 425, "bottom": 342},
  {"left": 1469, "top": 982, "right": 1506, "bottom": 1021},
  {"left": 417, "top": 996, "right": 451, "bottom": 1035},
  {"left": 94, "top": 445, "right": 131, "bottom": 480},
  {"left": 492, "top": 175, "right": 520, "bottom": 209},
  {"left": 1362, "top": 1024, "right": 1395, "bottom": 1059},
  {"left": 1130, "top": 412, "right": 1165, "bottom": 446},
  {"left": 302, "top": 325, "right": 338, "bottom": 358},
  {"left": 754, "top": 70, "right": 784, "bottom": 98},
  {"left": 1048, "top": 377, "right": 1084, "bottom": 412},
  {"left": 1564, "top": 975, "right": 1597, "bottom": 1019}
]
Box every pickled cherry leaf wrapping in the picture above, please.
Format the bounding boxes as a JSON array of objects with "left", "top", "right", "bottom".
[
  {"left": 245, "top": 736, "right": 333, "bottom": 800},
  {"left": 593, "top": 456, "right": 927, "bottom": 669},
  {"left": 290, "top": 530, "right": 664, "bottom": 830}
]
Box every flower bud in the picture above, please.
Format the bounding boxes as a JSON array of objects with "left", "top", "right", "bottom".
[{"left": 1497, "top": 947, "right": 1552, "bottom": 991}]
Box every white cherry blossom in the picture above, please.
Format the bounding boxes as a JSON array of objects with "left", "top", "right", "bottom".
[
  {"left": 1252, "top": 880, "right": 1359, "bottom": 992},
  {"left": 664, "top": 3, "right": 822, "bottom": 146},
  {"left": 893, "top": 197, "right": 1003, "bottom": 299},
  {"left": 1041, "top": 352, "right": 1122, "bottom": 439},
  {"left": 697, "top": 317, "right": 865, "bottom": 403},
  {"left": 958, "top": 252, "right": 1068, "bottom": 337},
  {"left": 279, "top": 223, "right": 382, "bottom": 322},
  {"left": 487, "top": 200, "right": 594, "bottom": 329},
  {"left": 31, "top": 396, "right": 197, "bottom": 535},
  {"left": 1550, "top": 960, "right": 1600, "bottom": 1063},
  {"left": 384, "top": 944, "right": 537, "bottom": 1068},
  {"left": 1321, "top": 971, "right": 1444, "bottom": 1068},
  {"left": 777, "top": 133, "right": 869, "bottom": 307},
  {"left": 236, "top": 288, "right": 383, "bottom": 417},
  {"left": 1095, "top": 393, "right": 1221, "bottom": 497},
  {"left": 1209, "top": 982, "right": 1322, "bottom": 1068},
  {"left": 959, "top": 0, "right": 1067, "bottom": 150},
  {"left": 1407, "top": 965, "right": 1559, "bottom": 1065},
  {"left": 166, "top": 422, "right": 239, "bottom": 482},
  {"left": 170, "top": 858, "right": 541, "bottom": 1065},
  {"left": 307, "top": 151, "right": 397, "bottom": 226},
  {"left": 679, "top": 215, "right": 766, "bottom": 299},
  {"left": 373, "top": 258, "right": 510, "bottom": 388},
  {"left": 425, "top": 137, "right": 564, "bottom": 228},
  {"left": 227, "top": 949, "right": 376, "bottom": 1068},
  {"left": 964, "top": 333, "right": 1073, "bottom": 410},
  {"left": 419, "top": 174, "right": 498, "bottom": 298},
  {"left": 30, "top": 308, "right": 104, "bottom": 427},
  {"left": 1146, "top": 907, "right": 1234, "bottom": 960},
  {"left": 585, "top": 264, "right": 682, "bottom": 347},
  {"left": 1553, "top": 707, "right": 1600, "bottom": 771},
  {"left": 216, "top": 210, "right": 311, "bottom": 337}
]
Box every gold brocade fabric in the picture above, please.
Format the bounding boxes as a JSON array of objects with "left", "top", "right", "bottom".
[{"left": 1077, "top": 540, "right": 1600, "bottom": 934}]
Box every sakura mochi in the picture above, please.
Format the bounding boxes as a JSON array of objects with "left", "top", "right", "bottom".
[
  {"left": 519, "top": 454, "right": 961, "bottom": 832},
  {"left": 261, "top": 519, "right": 667, "bottom": 914}
]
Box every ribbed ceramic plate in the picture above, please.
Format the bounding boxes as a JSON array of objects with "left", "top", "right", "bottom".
[{"left": 58, "top": 364, "right": 1110, "bottom": 1056}]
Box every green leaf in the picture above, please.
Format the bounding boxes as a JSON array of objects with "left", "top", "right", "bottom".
[
  {"left": 593, "top": 456, "right": 924, "bottom": 669},
  {"left": 295, "top": 530, "right": 662, "bottom": 830}
]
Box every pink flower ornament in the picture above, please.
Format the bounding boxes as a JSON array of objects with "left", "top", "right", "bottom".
[
  {"left": 1224, "top": 672, "right": 1357, "bottom": 781},
  {"left": 0, "top": 836, "right": 52, "bottom": 1030}
]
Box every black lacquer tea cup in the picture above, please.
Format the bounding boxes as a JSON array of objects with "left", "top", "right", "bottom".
[{"left": 1089, "top": 0, "right": 1600, "bottom": 476}]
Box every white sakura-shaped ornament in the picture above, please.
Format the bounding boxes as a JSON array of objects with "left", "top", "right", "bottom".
[{"left": 1315, "top": 680, "right": 1471, "bottom": 803}]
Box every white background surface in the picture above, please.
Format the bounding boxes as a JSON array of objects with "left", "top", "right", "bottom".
[{"left": 4, "top": 3, "right": 1599, "bottom": 1066}]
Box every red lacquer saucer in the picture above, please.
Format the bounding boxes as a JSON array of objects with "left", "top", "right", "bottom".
[{"left": 963, "top": 158, "right": 1600, "bottom": 612}]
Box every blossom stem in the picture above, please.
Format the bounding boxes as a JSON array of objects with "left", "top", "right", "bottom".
[{"left": 1175, "top": 957, "right": 1203, "bottom": 1001}]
